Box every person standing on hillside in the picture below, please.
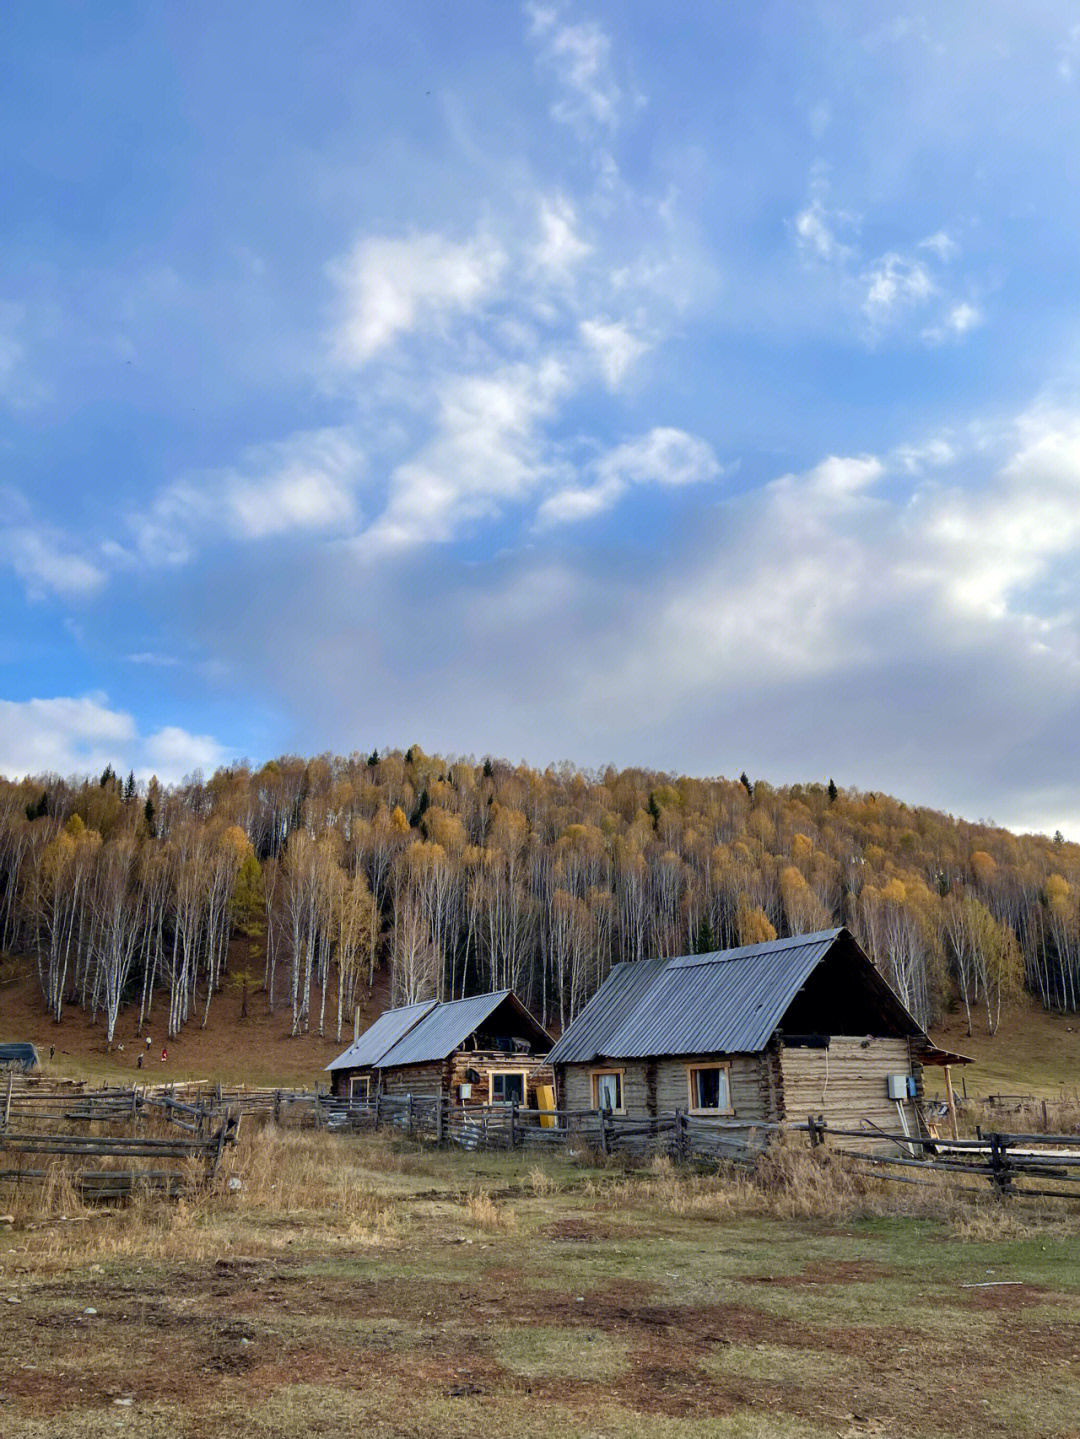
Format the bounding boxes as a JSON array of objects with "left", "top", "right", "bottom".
[{"left": 161, "top": 1047, "right": 167, "bottom": 1064}]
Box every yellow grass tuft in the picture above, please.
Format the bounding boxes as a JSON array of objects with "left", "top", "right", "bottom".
[{"left": 463, "top": 1186, "right": 517, "bottom": 1232}]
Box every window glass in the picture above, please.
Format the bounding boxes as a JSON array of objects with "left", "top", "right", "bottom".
[
  {"left": 691, "top": 1066, "right": 730, "bottom": 1112},
  {"left": 491, "top": 1071, "right": 525, "bottom": 1103},
  {"left": 350, "top": 1075, "right": 369, "bottom": 1102},
  {"left": 594, "top": 1071, "right": 622, "bottom": 1111}
]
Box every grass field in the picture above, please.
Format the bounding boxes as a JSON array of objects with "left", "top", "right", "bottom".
[{"left": 3, "top": 1129, "right": 1080, "bottom": 1438}]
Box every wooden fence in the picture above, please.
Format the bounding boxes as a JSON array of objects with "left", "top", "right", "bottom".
[
  {"left": 0, "top": 1076, "right": 242, "bottom": 1201},
  {"left": 7, "top": 1075, "right": 1080, "bottom": 1203}
]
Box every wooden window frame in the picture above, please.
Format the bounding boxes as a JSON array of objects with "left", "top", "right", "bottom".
[
  {"left": 590, "top": 1067, "right": 625, "bottom": 1114},
  {"left": 349, "top": 1074, "right": 370, "bottom": 1102},
  {"left": 686, "top": 1062, "right": 734, "bottom": 1116},
  {"left": 488, "top": 1069, "right": 529, "bottom": 1105}
]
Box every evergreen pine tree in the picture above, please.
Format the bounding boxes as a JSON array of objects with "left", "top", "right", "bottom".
[
  {"left": 647, "top": 791, "right": 661, "bottom": 831},
  {"left": 739, "top": 771, "right": 753, "bottom": 799},
  {"left": 828, "top": 778, "right": 838, "bottom": 803},
  {"left": 695, "top": 916, "right": 715, "bottom": 954}
]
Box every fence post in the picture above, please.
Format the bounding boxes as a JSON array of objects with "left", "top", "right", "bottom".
[
  {"left": 4, "top": 1071, "right": 12, "bottom": 1129},
  {"left": 509, "top": 1100, "right": 517, "bottom": 1150},
  {"left": 599, "top": 1109, "right": 610, "bottom": 1157},
  {"left": 407, "top": 1094, "right": 414, "bottom": 1140},
  {"left": 436, "top": 1093, "right": 446, "bottom": 1145},
  {"left": 676, "top": 1110, "right": 688, "bottom": 1164},
  {"left": 989, "top": 1133, "right": 1012, "bottom": 1197},
  {"left": 375, "top": 1091, "right": 382, "bottom": 1130}
]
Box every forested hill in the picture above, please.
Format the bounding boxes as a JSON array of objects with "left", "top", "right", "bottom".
[{"left": 2, "top": 751, "right": 1078, "bottom": 1048}]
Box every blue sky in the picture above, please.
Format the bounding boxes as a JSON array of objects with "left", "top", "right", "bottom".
[{"left": 3, "top": 2, "right": 1080, "bottom": 835}]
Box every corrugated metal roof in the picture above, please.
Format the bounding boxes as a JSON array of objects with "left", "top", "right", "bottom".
[
  {"left": 325, "top": 999, "right": 437, "bottom": 1071},
  {"left": 378, "top": 989, "right": 529, "bottom": 1068},
  {"left": 546, "top": 959, "right": 666, "bottom": 1066},
  {"left": 547, "top": 928, "right": 862, "bottom": 1063}
]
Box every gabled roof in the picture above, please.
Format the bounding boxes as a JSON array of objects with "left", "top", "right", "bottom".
[
  {"left": 546, "top": 928, "right": 922, "bottom": 1064},
  {"left": 377, "top": 989, "right": 552, "bottom": 1068},
  {"left": 325, "top": 999, "right": 437, "bottom": 1071}
]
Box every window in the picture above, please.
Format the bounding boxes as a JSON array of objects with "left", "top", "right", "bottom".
[
  {"left": 349, "top": 1075, "right": 370, "bottom": 1102},
  {"left": 591, "top": 1069, "right": 624, "bottom": 1113},
  {"left": 687, "top": 1063, "right": 732, "bottom": 1115},
  {"left": 489, "top": 1070, "right": 527, "bottom": 1104}
]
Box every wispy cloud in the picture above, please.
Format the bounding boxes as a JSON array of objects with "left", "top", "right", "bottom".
[
  {"left": 0, "top": 488, "right": 107, "bottom": 599},
  {"left": 526, "top": 4, "right": 626, "bottom": 132},
  {"left": 537, "top": 427, "right": 722, "bottom": 527},
  {"left": 579, "top": 316, "right": 649, "bottom": 388},
  {"left": 327, "top": 231, "right": 505, "bottom": 367},
  {"left": 132, "top": 427, "right": 365, "bottom": 565},
  {"left": 861, "top": 252, "right": 936, "bottom": 325}
]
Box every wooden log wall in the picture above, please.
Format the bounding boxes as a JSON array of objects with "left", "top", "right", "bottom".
[
  {"left": 557, "top": 1060, "right": 650, "bottom": 1114},
  {"left": 379, "top": 1061, "right": 446, "bottom": 1098},
  {"left": 446, "top": 1051, "right": 553, "bottom": 1107},
  {"left": 654, "top": 1054, "right": 768, "bottom": 1120},
  {"left": 779, "top": 1037, "right": 917, "bottom": 1137}
]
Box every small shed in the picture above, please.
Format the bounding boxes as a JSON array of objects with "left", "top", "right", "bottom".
[
  {"left": 327, "top": 991, "right": 554, "bottom": 1108},
  {"left": 546, "top": 928, "right": 967, "bottom": 1137},
  {"left": 0, "top": 1042, "right": 40, "bottom": 1072}
]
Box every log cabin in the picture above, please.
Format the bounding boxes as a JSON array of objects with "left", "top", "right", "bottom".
[
  {"left": 546, "top": 928, "right": 968, "bottom": 1137},
  {"left": 327, "top": 990, "right": 554, "bottom": 1109}
]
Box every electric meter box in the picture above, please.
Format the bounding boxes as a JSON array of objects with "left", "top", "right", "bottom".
[
  {"left": 887, "top": 1074, "right": 910, "bottom": 1101},
  {"left": 459, "top": 1082, "right": 472, "bottom": 1100}
]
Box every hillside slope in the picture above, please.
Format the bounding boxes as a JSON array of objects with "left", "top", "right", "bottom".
[{"left": 0, "top": 960, "right": 391, "bottom": 1089}]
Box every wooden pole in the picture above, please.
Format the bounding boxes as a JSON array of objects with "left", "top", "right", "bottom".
[
  {"left": 508, "top": 1100, "right": 517, "bottom": 1150},
  {"left": 943, "top": 1065, "right": 960, "bottom": 1141}
]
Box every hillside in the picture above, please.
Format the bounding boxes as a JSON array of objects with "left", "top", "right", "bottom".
[
  {"left": 2, "top": 751, "right": 1079, "bottom": 1089},
  {"left": 0, "top": 954, "right": 391, "bottom": 1090}
]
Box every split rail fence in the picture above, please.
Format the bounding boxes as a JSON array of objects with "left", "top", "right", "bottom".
[
  {"left": 0, "top": 1074, "right": 242, "bottom": 1201},
  {"left": 6, "top": 1074, "right": 1080, "bottom": 1203}
]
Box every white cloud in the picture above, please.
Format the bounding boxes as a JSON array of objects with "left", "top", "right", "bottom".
[
  {"left": 532, "top": 196, "right": 592, "bottom": 277},
  {"left": 793, "top": 197, "right": 855, "bottom": 265},
  {"left": 862, "top": 253, "right": 935, "bottom": 323},
  {"left": 134, "top": 427, "right": 365, "bottom": 565},
  {"left": 365, "top": 359, "right": 572, "bottom": 550},
  {"left": 327, "top": 231, "right": 505, "bottom": 367},
  {"left": 893, "top": 437, "right": 956, "bottom": 473},
  {"left": 917, "top": 411, "right": 1080, "bottom": 623},
  {"left": 538, "top": 427, "right": 722, "bottom": 527},
  {"left": 919, "top": 231, "right": 959, "bottom": 261},
  {"left": 527, "top": 4, "right": 624, "bottom": 131},
  {"left": 1, "top": 515, "right": 107, "bottom": 600},
  {"left": 0, "top": 695, "right": 225, "bottom": 784},
  {"left": 579, "top": 316, "right": 649, "bottom": 387},
  {"left": 922, "top": 302, "right": 983, "bottom": 345}
]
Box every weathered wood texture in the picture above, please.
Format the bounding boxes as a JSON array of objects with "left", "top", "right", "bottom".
[
  {"left": 779, "top": 1037, "right": 916, "bottom": 1133},
  {"left": 655, "top": 1054, "right": 769, "bottom": 1120},
  {"left": 379, "top": 1061, "right": 446, "bottom": 1098},
  {"left": 557, "top": 1060, "right": 650, "bottom": 1114},
  {"left": 374, "top": 1052, "right": 553, "bottom": 1107},
  {"left": 559, "top": 1055, "right": 769, "bottom": 1120},
  {"left": 446, "top": 1051, "right": 553, "bottom": 1107}
]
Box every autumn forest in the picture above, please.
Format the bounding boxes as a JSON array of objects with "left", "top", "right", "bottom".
[{"left": 2, "top": 749, "right": 1078, "bottom": 1047}]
